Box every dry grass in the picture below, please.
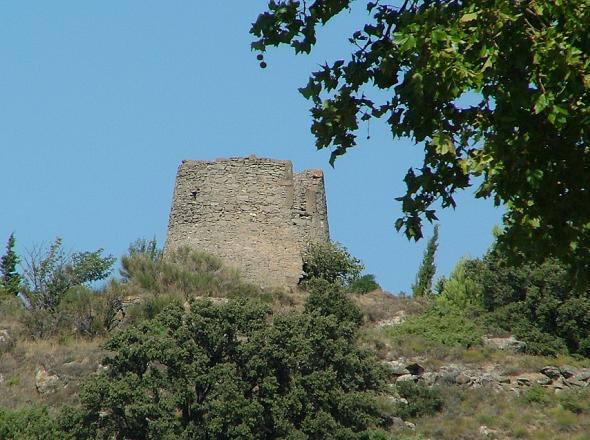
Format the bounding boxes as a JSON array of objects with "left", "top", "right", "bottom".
[
  {"left": 359, "top": 294, "right": 590, "bottom": 439},
  {"left": 1, "top": 288, "right": 106, "bottom": 410},
  {"left": 0, "top": 296, "right": 25, "bottom": 334},
  {"left": 113, "top": 247, "right": 311, "bottom": 324},
  {"left": 408, "top": 386, "right": 590, "bottom": 440},
  {"left": 357, "top": 292, "right": 590, "bottom": 373},
  {"left": 119, "top": 246, "right": 264, "bottom": 300},
  {"left": 354, "top": 290, "right": 429, "bottom": 324},
  {"left": 0, "top": 337, "right": 106, "bottom": 410}
]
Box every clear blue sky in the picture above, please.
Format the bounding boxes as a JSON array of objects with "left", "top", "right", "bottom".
[{"left": 0, "top": 1, "right": 503, "bottom": 293}]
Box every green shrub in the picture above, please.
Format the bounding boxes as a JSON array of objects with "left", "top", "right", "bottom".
[
  {"left": 506, "top": 315, "right": 567, "bottom": 357},
  {"left": 393, "top": 381, "right": 443, "bottom": 419},
  {"left": 120, "top": 246, "right": 259, "bottom": 300},
  {"left": 387, "top": 302, "right": 483, "bottom": 349},
  {"left": 18, "top": 286, "right": 122, "bottom": 339},
  {"left": 0, "top": 406, "right": 61, "bottom": 439},
  {"left": 58, "top": 286, "right": 122, "bottom": 337},
  {"left": 521, "top": 384, "right": 549, "bottom": 405},
  {"left": 0, "top": 293, "right": 22, "bottom": 317},
  {"left": 77, "top": 295, "right": 387, "bottom": 439},
  {"left": 348, "top": 274, "right": 381, "bottom": 294},
  {"left": 442, "top": 245, "right": 590, "bottom": 357},
  {"left": 19, "top": 308, "right": 66, "bottom": 339},
  {"left": 437, "top": 258, "right": 482, "bottom": 309},
  {"left": 304, "top": 279, "right": 363, "bottom": 325},
  {"left": 0, "top": 406, "right": 96, "bottom": 440},
  {"left": 360, "top": 428, "right": 396, "bottom": 439},
  {"left": 56, "top": 407, "right": 97, "bottom": 439},
  {"left": 558, "top": 390, "right": 589, "bottom": 414},
  {"left": 477, "top": 301, "right": 569, "bottom": 356},
  {"left": 301, "top": 241, "right": 363, "bottom": 287},
  {"left": 550, "top": 406, "right": 579, "bottom": 431},
  {"left": 124, "top": 294, "right": 182, "bottom": 323}
]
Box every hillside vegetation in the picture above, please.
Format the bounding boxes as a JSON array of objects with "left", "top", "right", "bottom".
[{"left": 0, "top": 235, "right": 589, "bottom": 439}]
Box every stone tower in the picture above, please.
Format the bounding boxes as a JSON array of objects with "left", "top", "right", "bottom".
[{"left": 165, "top": 156, "right": 330, "bottom": 288}]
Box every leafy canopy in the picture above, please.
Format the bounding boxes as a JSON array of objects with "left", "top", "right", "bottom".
[
  {"left": 77, "top": 290, "right": 389, "bottom": 439},
  {"left": 301, "top": 241, "right": 364, "bottom": 287},
  {"left": 469, "top": 247, "right": 590, "bottom": 356},
  {"left": 436, "top": 241, "right": 590, "bottom": 356},
  {"left": 251, "top": 1, "right": 590, "bottom": 273}
]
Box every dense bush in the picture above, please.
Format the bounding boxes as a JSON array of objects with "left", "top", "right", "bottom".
[
  {"left": 58, "top": 286, "right": 122, "bottom": 336},
  {"left": 393, "top": 381, "right": 443, "bottom": 419},
  {"left": 435, "top": 242, "right": 590, "bottom": 357},
  {"left": 120, "top": 245, "right": 259, "bottom": 300},
  {"left": 0, "top": 406, "right": 60, "bottom": 439},
  {"left": 18, "top": 286, "right": 122, "bottom": 339},
  {"left": 76, "top": 285, "right": 391, "bottom": 439},
  {"left": 387, "top": 302, "right": 483, "bottom": 349},
  {"left": 304, "top": 278, "right": 363, "bottom": 325},
  {"left": 301, "top": 241, "right": 364, "bottom": 287},
  {"left": 0, "top": 406, "right": 97, "bottom": 440},
  {"left": 123, "top": 293, "right": 183, "bottom": 323},
  {"left": 436, "top": 258, "right": 482, "bottom": 309},
  {"left": 480, "top": 303, "right": 569, "bottom": 356},
  {"left": 349, "top": 274, "right": 381, "bottom": 294},
  {"left": 468, "top": 249, "right": 590, "bottom": 356}
]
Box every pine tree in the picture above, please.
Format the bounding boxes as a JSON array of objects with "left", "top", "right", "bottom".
[
  {"left": 412, "top": 225, "right": 439, "bottom": 297},
  {"left": 1, "top": 233, "right": 22, "bottom": 296}
]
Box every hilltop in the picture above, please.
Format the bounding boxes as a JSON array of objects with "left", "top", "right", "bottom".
[{"left": 0, "top": 238, "right": 589, "bottom": 439}]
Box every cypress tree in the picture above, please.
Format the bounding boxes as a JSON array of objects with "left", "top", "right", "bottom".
[
  {"left": 412, "top": 225, "right": 439, "bottom": 297},
  {"left": 0, "top": 233, "right": 22, "bottom": 296}
]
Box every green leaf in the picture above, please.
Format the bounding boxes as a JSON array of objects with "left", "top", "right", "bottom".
[
  {"left": 395, "top": 33, "right": 416, "bottom": 52},
  {"left": 534, "top": 94, "right": 549, "bottom": 114},
  {"left": 460, "top": 12, "right": 479, "bottom": 23},
  {"left": 431, "top": 134, "right": 456, "bottom": 155},
  {"left": 431, "top": 29, "right": 447, "bottom": 43},
  {"left": 251, "top": 0, "right": 590, "bottom": 281},
  {"left": 481, "top": 57, "right": 493, "bottom": 71},
  {"left": 395, "top": 218, "right": 404, "bottom": 231}
]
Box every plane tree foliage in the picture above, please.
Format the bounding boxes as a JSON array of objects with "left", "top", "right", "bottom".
[{"left": 251, "top": 1, "right": 590, "bottom": 274}]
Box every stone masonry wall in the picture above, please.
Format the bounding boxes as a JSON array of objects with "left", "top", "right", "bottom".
[{"left": 165, "top": 156, "right": 330, "bottom": 288}]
